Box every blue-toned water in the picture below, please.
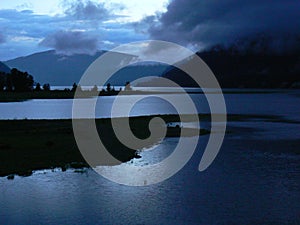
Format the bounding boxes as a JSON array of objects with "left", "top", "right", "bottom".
[
  {"left": 0, "top": 90, "right": 300, "bottom": 120},
  {"left": 1, "top": 91, "right": 300, "bottom": 224},
  {"left": 1, "top": 135, "right": 299, "bottom": 224}
]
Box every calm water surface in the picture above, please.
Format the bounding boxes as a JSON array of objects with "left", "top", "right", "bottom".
[
  {"left": 0, "top": 91, "right": 300, "bottom": 224},
  {"left": 0, "top": 90, "right": 299, "bottom": 120}
]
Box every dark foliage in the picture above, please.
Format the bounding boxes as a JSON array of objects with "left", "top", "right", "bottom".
[
  {"left": 35, "top": 83, "right": 41, "bottom": 91},
  {"left": 9, "top": 68, "right": 34, "bottom": 91},
  {"left": 0, "top": 68, "right": 35, "bottom": 92},
  {"left": 42, "top": 83, "right": 51, "bottom": 91},
  {"left": 163, "top": 48, "right": 300, "bottom": 88},
  {"left": 0, "top": 72, "right": 5, "bottom": 91}
]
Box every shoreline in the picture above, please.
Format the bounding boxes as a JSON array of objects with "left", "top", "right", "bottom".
[
  {"left": 1, "top": 113, "right": 299, "bottom": 178},
  {"left": 0, "top": 114, "right": 210, "bottom": 178},
  {"left": 0, "top": 88, "right": 295, "bottom": 102}
]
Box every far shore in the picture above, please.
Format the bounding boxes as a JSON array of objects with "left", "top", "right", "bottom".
[
  {"left": 0, "top": 88, "right": 291, "bottom": 102},
  {"left": 0, "top": 89, "right": 187, "bottom": 102}
]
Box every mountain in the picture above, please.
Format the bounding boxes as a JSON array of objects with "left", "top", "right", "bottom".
[
  {"left": 5, "top": 50, "right": 168, "bottom": 86},
  {"left": 8, "top": 47, "right": 298, "bottom": 89},
  {"left": 0, "top": 61, "right": 10, "bottom": 74},
  {"left": 162, "top": 49, "right": 300, "bottom": 88},
  {"left": 5, "top": 50, "right": 102, "bottom": 85}
]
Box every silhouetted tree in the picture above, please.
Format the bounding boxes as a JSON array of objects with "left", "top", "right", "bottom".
[
  {"left": 106, "top": 83, "right": 111, "bottom": 92},
  {"left": 43, "top": 83, "right": 50, "bottom": 91},
  {"left": 0, "top": 72, "right": 5, "bottom": 91},
  {"left": 35, "top": 83, "right": 41, "bottom": 91},
  {"left": 125, "top": 81, "right": 132, "bottom": 91},
  {"left": 10, "top": 68, "right": 34, "bottom": 92},
  {"left": 71, "top": 82, "right": 77, "bottom": 92},
  {"left": 5, "top": 73, "right": 13, "bottom": 91}
]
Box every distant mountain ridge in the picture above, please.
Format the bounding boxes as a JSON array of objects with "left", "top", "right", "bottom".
[
  {"left": 6, "top": 47, "right": 299, "bottom": 88},
  {"left": 5, "top": 50, "right": 168, "bottom": 86},
  {"left": 5, "top": 50, "right": 103, "bottom": 85}
]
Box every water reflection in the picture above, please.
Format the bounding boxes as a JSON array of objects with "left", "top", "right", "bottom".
[
  {"left": 0, "top": 92, "right": 300, "bottom": 120},
  {"left": 1, "top": 91, "right": 300, "bottom": 223},
  {"left": 1, "top": 134, "right": 299, "bottom": 224}
]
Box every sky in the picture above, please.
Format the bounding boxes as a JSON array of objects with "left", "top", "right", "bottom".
[
  {"left": 0, "top": 0, "right": 168, "bottom": 60},
  {"left": 0, "top": 0, "right": 299, "bottom": 61}
]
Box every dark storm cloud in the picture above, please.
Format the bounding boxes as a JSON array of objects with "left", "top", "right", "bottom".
[
  {"left": 39, "top": 30, "right": 99, "bottom": 55},
  {"left": 148, "top": 0, "right": 300, "bottom": 52},
  {"left": 132, "top": 15, "right": 157, "bottom": 34},
  {"left": 63, "top": 0, "right": 111, "bottom": 21}
]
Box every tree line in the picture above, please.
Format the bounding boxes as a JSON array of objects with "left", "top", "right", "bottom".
[
  {"left": 0, "top": 68, "right": 133, "bottom": 93},
  {"left": 0, "top": 68, "right": 52, "bottom": 92}
]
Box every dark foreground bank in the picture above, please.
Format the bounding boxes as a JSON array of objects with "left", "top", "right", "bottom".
[
  {"left": 2, "top": 113, "right": 296, "bottom": 178},
  {"left": 0, "top": 114, "right": 209, "bottom": 178}
]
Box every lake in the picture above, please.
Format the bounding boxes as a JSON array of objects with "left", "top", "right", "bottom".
[
  {"left": 0, "top": 90, "right": 300, "bottom": 224},
  {"left": 0, "top": 90, "right": 299, "bottom": 120}
]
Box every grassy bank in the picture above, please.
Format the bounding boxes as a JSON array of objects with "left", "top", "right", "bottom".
[
  {"left": 0, "top": 114, "right": 210, "bottom": 178},
  {"left": 0, "top": 90, "right": 192, "bottom": 102},
  {"left": 0, "top": 90, "right": 76, "bottom": 102},
  {"left": 1, "top": 113, "right": 295, "bottom": 178}
]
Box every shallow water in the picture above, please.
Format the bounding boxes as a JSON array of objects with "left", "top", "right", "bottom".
[{"left": 1, "top": 134, "right": 299, "bottom": 224}]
